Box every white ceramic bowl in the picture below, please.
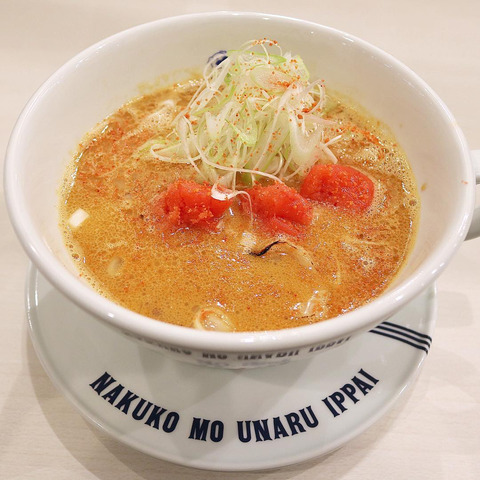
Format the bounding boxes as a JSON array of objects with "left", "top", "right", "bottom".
[{"left": 4, "top": 12, "right": 479, "bottom": 368}]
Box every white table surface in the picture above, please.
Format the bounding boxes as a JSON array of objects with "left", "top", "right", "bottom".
[{"left": 1, "top": 1, "right": 479, "bottom": 478}]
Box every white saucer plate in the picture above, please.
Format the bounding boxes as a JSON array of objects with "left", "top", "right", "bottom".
[{"left": 26, "top": 266, "right": 435, "bottom": 471}]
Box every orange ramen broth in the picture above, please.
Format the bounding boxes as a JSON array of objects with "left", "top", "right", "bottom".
[{"left": 60, "top": 79, "right": 419, "bottom": 332}]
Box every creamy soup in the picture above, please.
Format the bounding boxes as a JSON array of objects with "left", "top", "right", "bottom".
[{"left": 60, "top": 41, "right": 419, "bottom": 332}]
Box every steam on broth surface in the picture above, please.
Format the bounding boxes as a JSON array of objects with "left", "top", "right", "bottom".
[{"left": 60, "top": 41, "right": 419, "bottom": 332}]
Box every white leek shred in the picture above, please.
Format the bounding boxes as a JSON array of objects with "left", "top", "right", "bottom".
[
  {"left": 68, "top": 208, "right": 89, "bottom": 229},
  {"left": 150, "top": 39, "right": 341, "bottom": 192}
]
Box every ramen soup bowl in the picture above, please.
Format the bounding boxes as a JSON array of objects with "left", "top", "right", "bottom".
[{"left": 5, "top": 12, "right": 480, "bottom": 369}]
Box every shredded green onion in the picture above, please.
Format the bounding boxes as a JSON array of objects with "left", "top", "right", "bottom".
[{"left": 150, "top": 38, "right": 341, "bottom": 189}]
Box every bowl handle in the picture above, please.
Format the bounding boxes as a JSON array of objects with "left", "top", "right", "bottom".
[{"left": 466, "top": 150, "right": 480, "bottom": 240}]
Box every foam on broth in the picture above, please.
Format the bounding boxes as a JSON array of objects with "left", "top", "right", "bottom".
[{"left": 60, "top": 78, "right": 419, "bottom": 332}]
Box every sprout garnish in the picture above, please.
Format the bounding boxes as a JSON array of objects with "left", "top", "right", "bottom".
[
  {"left": 249, "top": 240, "right": 315, "bottom": 269},
  {"left": 150, "top": 39, "right": 341, "bottom": 192}
]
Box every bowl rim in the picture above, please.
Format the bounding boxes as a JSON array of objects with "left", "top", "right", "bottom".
[{"left": 4, "top": 11, "right": 475, "bottom": 353}]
